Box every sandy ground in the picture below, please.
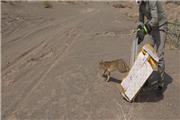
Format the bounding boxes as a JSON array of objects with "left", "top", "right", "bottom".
[{"left": 1, "top": 1, "right": 180, "bottom": 120}]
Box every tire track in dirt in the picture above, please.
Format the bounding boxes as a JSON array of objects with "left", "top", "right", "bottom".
[
  {"left": 2, "top": 9, "right": 93, "bottom": 46},
  {"left": 3, "top": 26, "right": 80, "bottom": 120},
  {"left": 2, "top": 41, "right": 46, "bottom": 76},
  {"left": 2, "top": 20, "right": 63, "bottom": 46},
  {"left": 23, "top": 65, "right": 89, "bottom": 119},
  {"left": 2, "top": 14, "right": 85, "bottom": 71},
  {"left": 2, "top": 6, "right": 100, "bottom": 70},
  {"left": 2, "top": 16, "right": 87, "bottom": 86},
  {"left": 2, "top": 9, "right": 100, "bottom": 119},
  {"left": 17, "top": 10, "right": 99, "bottom": 104},
  {"left": 2, "top": 8, "right": 98, "bottom": 77},
  {"left": 2, "top": 25, "right": 81, "bottom": 119}
]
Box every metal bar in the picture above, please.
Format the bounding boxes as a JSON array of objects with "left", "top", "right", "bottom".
[{"left": 130, "top": 37, "right": 138, "bottom": 67}]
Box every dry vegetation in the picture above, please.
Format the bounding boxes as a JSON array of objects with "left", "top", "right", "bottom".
[
  {"left": 112, "top": 1, "right": 180, "bottom": 49},
  {"left": 2, "top": 1, "right": 179, "bottom": 49},
  {"left": 166, "top": 22, "right": 180, "bottom": 49},
  {"left": 43, "top": 1, "right": 53, "bottom": 8}
]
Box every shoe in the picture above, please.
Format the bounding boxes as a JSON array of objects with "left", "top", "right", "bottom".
[
  {"left": 158, "top": 86, "right": 163, "bottom": 91},
  {"left": 158, "top": 83, "right": 164, "bottom": 91}
]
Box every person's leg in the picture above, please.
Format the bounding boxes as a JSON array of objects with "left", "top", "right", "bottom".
[
  {"left": 143, "top": 32, "right": 156, "bottom": 87},
  {"left": 157, "top": 30, "right": 167, "bottom": 89},
  {"left": 142, "top": 33, "right": 156, "bottom": 87},
  {"left": 151, "top": 27, "right": 167, "bottom": 90}
]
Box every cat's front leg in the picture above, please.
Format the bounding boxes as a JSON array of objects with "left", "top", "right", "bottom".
[
  {"left": 103, "top": 69, "right": 107, "bottom": 77},
  {"left": 106, "top": 71, "right": 110, "bottom": 82}
]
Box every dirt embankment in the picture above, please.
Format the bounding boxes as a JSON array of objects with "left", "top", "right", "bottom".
[
  {"left": 2, "top": 1, "right": 179, "bottom": 36},
  {"left": 112, "top": 1, "right": 180, "bottom": 22}
]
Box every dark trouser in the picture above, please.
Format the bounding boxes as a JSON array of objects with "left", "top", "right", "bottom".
[{"left": 149, "top": 24, "right": 168, "bottom": 86}]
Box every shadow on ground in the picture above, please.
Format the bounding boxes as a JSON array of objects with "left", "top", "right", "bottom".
[
  {"left": 109, "top": 77, "right": 122, "bottom": 84},
  {"left": 109, "top": 72, "right": 173, "bottom": 103},
  {"left": 135, "top": 72, "right": 173, "bottom": 102}
]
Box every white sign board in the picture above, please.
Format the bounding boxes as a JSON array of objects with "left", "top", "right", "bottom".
[{"left": 120, "top": 44, "right": 159, "bottom": 102}]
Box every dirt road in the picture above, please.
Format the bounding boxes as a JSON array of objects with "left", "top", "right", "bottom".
[{"left": 2, "top": 1, "right": 180, "bottom": 120}]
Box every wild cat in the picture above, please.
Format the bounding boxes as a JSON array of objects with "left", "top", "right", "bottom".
[{"left": 99, "top": 59, "right": 130, "bottom": 82}]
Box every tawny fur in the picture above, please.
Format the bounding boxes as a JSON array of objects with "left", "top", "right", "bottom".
[{"left": 99, "top": 59, "right": 130, "bottom": 82}]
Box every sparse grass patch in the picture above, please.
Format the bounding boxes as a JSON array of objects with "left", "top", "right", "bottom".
[
  {"left": 66, "top": 1, "right": 76, "bottom": 5},
  {"left": 112, "top": 2, "right": 132, "bottom": 9},
  {"left": 112, "top": 3, "right": 126, "bottom": 8},
  {"left": 43, "top": 1, "right": 52, "bottom": 8},
  {"left": 166, "top": 22, "right": 180, "bottom": 49},
  {"left": 165, "top": 1, "right": 180, "bottom": 5}
]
